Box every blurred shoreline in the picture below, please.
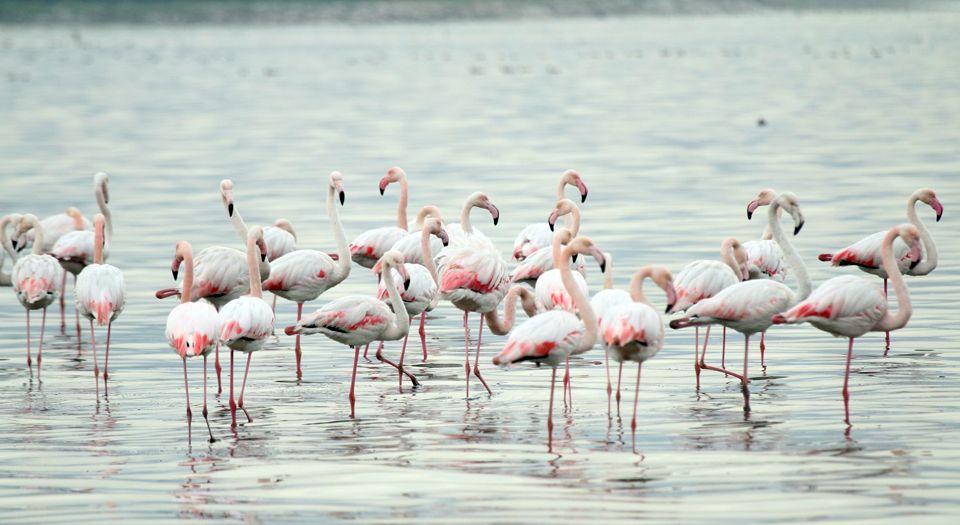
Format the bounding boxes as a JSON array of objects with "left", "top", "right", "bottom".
[{"left": 0, "top": 0, "right": 953, "bottom": 26}]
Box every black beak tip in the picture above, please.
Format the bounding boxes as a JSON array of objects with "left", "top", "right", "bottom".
[
  {"left": 339, "top": 191, "right": 346, "bottom": 205},
  {"left": 261, "top": 253, "right": 267, "bottom": 262},
  {"left": 228, "top": 203, "right": 234, "bottom": 217},
  {"left": 10, "top": 239, "right": 17, "bottom": 249},
  {"left": 747, "top": 210, "right": 753, "bottom": 220},
  {"left": 548, "top": 222, "right": 555, "bottom": 232},
  {"left": 665, "top": 304, "right": 674, "bottom": 314},
  {"left": 442, "top": 239, "right": 449, "bottom": 247},
  {"left": 599, "top": 262, "right": 606, "bottom": 274},
  {"left": 581, "top": 192, "right": 588, "bottom": 203},
  {"left": 404, "top": 278, "right": 411, "bottom": 290},
  {"left": 379, "top": 188, "right": 385, "bottom": 196},
  {"left": 572, "top": 253, "right": 578, "bottom": 263},
  {"left": 936, "top": 213, "right": 942, "bottom": 222},
  {"left": 172, "top": 269, "right": 178, "bottom": 280},
  {"left": 794, "top": 222, "right": 804, "bottom": 235},
  {"left": 910, "top": 258, "right": 921, "bottom": 270},
  {"left": 493, "top": 216, "right": 499, "bottom": 226}
]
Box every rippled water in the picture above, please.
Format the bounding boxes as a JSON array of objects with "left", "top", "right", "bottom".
[{"left": 1, "top": 11, "right": 959, "bottom": 522}]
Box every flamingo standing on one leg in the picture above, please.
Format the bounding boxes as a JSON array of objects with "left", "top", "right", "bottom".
[
  {"left": 773, "top": 224, "right": 922, "bottom": 425},
  {"left": 1, "top": 213, "right": 23, "bottom": 287},
  {"left": 75, "top": 214, "right": 126, "bottom": 385},
  {"left": 491, "top": 236, "right": 605, "bottom": 450},
  {"left": 670, "top": 193, "right": 811, "bottom": 412},
  {"left": 668, "top": 237, "right": 749, "bottom": 388},
  {"left": 10, "top": 214, "right": 61, "bottom": 377},
  {"left": 164, "top": 241, "right": 220, "bottom": 443},
  {"left": 261, "top": 172, "right": 351, "bottom": 380},
  {"left": 589, "top": 252, "right": 632, "bottom": 416},
  {"left": 437, "top": 192, "right": 507, "bottom": 398},
  {"left": 285, "top": 251, "right": 412, "bottom": 418},
  {"left": 512, "top": 169, "right": 588, "bottom": 261},
  {"left": 218, "top": 226, "right": 275, "bottom": 427},
  {"left": 599, "top": 266, "right": 677, "bottom": 451},
  {"left": 349, "top": 167, "right": 411, "bottom": 269},
  {"left": 511, "top": 198, "right": 585, "bottom": 286},
  {"left": 817, "top": 188, "right": 942, "bottom": 354}
]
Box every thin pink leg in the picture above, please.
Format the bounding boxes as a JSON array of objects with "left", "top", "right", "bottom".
[
  {"left": 295, "top": 303, "right": 303, "bottom": 379},
  {"left": 419, "top": 312, "right": 427, "bottom": 362},
  {"left": 182, "top": 356, "right": 192, "bottom": 436},
  {"left": 214, "top": 340, "right": 222, "bottom": 395},
  {"left": 604, "top": 349, "right": 612, "bottom": 419},
  {"left": 74, "top": 275, "right": 80, "bottom": 341},
  {"left": 363, "top": 343, "right": 370, "bottom": 359},
  {"left": 472, "top": 315, "right": 492, "bottom": 395},
  {"left": 238, "top": 353, "right": 253, "bottom": 423},
  {"left": 103, "top": 322, "right": 112, "bottom": 380},
  {"left": 698, "top": 326, "right": 744, "bottom": 381},
  {"left": 699, "top": 325, "right": 711, "bottom": 367},
  {"left": 742, "top": 335, "right": 751, "bottom": 413},
  {"left": 59, "top": 271, "right": 66, "bottom": 334},
  {"left": 89, "top": 319, "right": 99, "bottom": 377},
  {"left": 616, "top": 362, "right": 623, "bottom": 406},
  {"left": 398, "top": 330, "right": 410, "bottom": 392},
  {"left": 843, "top": 337, "right": 854, "bottom": 425},
  {"left": 631, "top": 362, "right": 642, "bottom": 453},
  {"left": 202, "top": 355, "right": 214, "bottom": 442},
  {"left": 38, "top": 308, "right": 47, "bottom": 379},
  {"left": 760, "top": 332, "right": 767, "bottom": 369},
  {"left": 562, "top": 356, "right": 572, "bottom": 409},
  {"left": 547, "top": 367, "right": 557, "bottom": 451},
  {"left": 375, "top": 341, "right": 420, "bottom": 386},
  {"left": 229, "top": 349, "right": 237, "bottom": 427},
  {"left": 463, "top": 311, "right": 471, "bottom": 399},
  {"left": 693, "top": 326, "right": 701, "bottom": 388},
  {"left": 883, "top": 279, "right": 891, "bottom": 355},
  {"left": 721, "top": 326, "right": 727, "bottom": 368},
  {"left": 26, "top": 310, "right": 32, "bottom": 370},
  {"left": 349, "top": 345, "right": 360, "bottom": 418}
]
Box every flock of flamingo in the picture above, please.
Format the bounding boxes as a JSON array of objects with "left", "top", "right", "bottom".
[{"left": 0, "top": 169, "right": 943, "bottom": 448}]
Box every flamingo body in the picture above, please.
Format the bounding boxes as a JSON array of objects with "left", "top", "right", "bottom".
[
  {"left": 22, "top": 213, "right": 91, "bottom": 253},
  {"left": 13, "top": 254, "right": 61, "bottom": 309},
  {"left": 493, "top": 310, "right": 584, "bottom": 367},
  {"left": 685, "top": 279, "right": 794, "bottom": 336},
  {"left": 51, "top": 230, "right": 110, "bottom": 276},
  {"left": 349, "top": 226, "right": 406, "bottom": 269},
  {"left": 294, "top": 296, "right": 396, "bottom": 347},
  {"left": 219, "top": 296, "right": 275, "bottom": 352},
  {"left": 262, "top": 250, "right": 342, "bottom": 304},
  {"left": 829, "top": 231, "right": 921, "bottom": 278},
  {"left": 510, "top": 245, "right": 584, "bottom": 284},
  {"left": 438, "top": 236, "right": 508, "bottom": 314},
  {"left": 512, "top": 223, "right": 552, "bottom": 261},
  {"left": 671, "top": 260, "right": 740, "bottom": 313},
  {"left": 264, "top": 226, "right": 296, "bottom": 262},
  {"left": 600, "top": 302, "right": 664, "bottom": 363},
  {"left": 165, "top": 301, "right": 220, "bottom": 358},
  {"left": 75, "top": 263, "right": 125, "bottom": 325},
  {"left": 777, "top": 275, "right": 885, "bottom": 338},
  {"left": 378, "top": 264, "right": 437, "bottom": 317},
  {"left": 534, "top": 268, "right": 587, "bottom": 313},
  {"left": 391, "top": 230, "right": 444, "bottom": 265},
  {"left": 591, "top": 288, "right": 632, "bottom": 320},
  {"left": 743, "top": 239, "right": 786, "bottom": 281}
]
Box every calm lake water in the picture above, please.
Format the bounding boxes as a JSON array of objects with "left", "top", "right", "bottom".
[{"left": 1, "top": 10, "right": 959, "bottom": 523}]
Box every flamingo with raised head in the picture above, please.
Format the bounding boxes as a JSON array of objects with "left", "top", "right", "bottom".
[
  {"left": 599, "top": 266, "right": 677, "bottom": 448},
  {"left": 773, "top": 224, "right": 922, "bottom": 424},
  {"left": 670, "top": 193, "right": 810, "bottom": 412},
  {"left": 164, "top": 241, "right": 220, "bottom": 443},
  {"left": 818, "top": 188, "right": 942, "bottom": 353},
  {"left": 285, "top": 250, "right": 412, "bottom": 418},
  {"left": 10, "top": 214, "right": 61, "bottom": 377},
  {"left": 261, "top": 172, "right": 351, "bottom": 379},
  {"left": 218, "top": 226, "right": 274, "bottom": 427},
  {"left": 391, "top": 205, "right": 446, "bottom": 265},
  {"left": 745, "top": 188, "right": 791, "bottom": 366},
  {"left": 349, "top": 167, "right": 410, "bottom": 269},
  {"left": 512, "top": 170, "right": 588, "bottom": 261},
  {"left": 511, "top": 198, "right": 585, "bottom": 285},
  {"left": 75, "top": 214, "right": 126, "bottom": 384},
  {"left": 491, "top": 236, "right": 604, "bottom": 450},
  {"left": 437, "top": 192, "right": 507, "bottom": 397},
  {"left": 668, "top": 237, "right": 749, "bottom": 387},
  {"left": 1, "top": 213, "right": 23, "bottom": 287}
]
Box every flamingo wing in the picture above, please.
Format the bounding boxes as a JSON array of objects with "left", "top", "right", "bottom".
[
  {"left": 264, "top": 226, "right": 296, "bottom": 261},
  {"left": 12, "top": 254, "right": 61, "bottom": 305},
  {"left": 830, "top": 231, "right": 911, "bottom": 276},
  {"left": 512, "top": 222, "right": 552, "bottom": 261},
  {"left": 301, "top": 296, "right": 394, "bottom": 344},
  {"left": 390, "top": 230, "right": 443, "bottom": 265},
  {"left": 493, "top": 310, "right": 584, "bottom": 367},
  {"left": 262, "top": 249, "right": 338, "bottom": 302},
  {"left": 75, "top": 263, "right": 126, "bottom": 325},
  {"left": 600, "top": 302, "right": 664, "bottom": 360},
  {"left": 166, "top": 301, "right": 220, "bottom": 358},
  {"left": 672, "top": 260, "right": 739, "bottom": 312},
  {"left": 688, "top": 280, "right": 793, "bottom": 324},
  {"left": 535, "top": 268, "right": 587, "bottom": 313},
  {"left": 743, "top": 239, "right": 786, "bottom": 281},
  {"left": 377, "top": 264, "right": 436, "bottom": 314},
  {"left": 591, "top": 288, "right": 633, "bottom": 323},
  {"left": 780, "top": 275, "right": 885, "bottom": 336},
  {"left": 191, "top": 246, "right": 249, "bottom": 302},
  {"left": 219, "top": 296, "right": 275, "bottom": 349},
  {"left": 349, "top": 226, "right": 407, "bottom": 268}
]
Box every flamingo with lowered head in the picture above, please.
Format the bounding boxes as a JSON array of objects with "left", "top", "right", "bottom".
[
  {"left": 261, "top": 172, "right": 351, "bottom": 380},
  {"left": 437, "top": 191, "right": 507, "bottom": 397},
  {"left": 10, "top": 214, "right": 62, "bottom": 377},
  {"left": 491, "top": 236, "right": 604, "bottom": 450},
  {"left": 818, "top": 188, "right": 942, "bottom": 353},
  {"left": 511, "top": 198, "right": 585, "bottom": 285},
  {"left": 349, "top": 167, "right": 410, "bottom": 269},
  {"left": 75, "top": 213, "right": 126, "bottom": 383},
  {"left": 1, "top": 213, "right": 23, "bottom": 287},
  {"left": 512, "top": 169, "right": 588, "bottom": 261},
  {"left": 164, "top": 241, "right": 220, "bottom": 443},
  {"left": 391, "top": 205, "right": 446, "bottom": 265},
  {"left": 773, "top": 224, "right": 922, "bottom": 424},
  {"left": 670, "top": 193, "right": 810, "bottom": 412},
  {"left": 285, "top": 250, "right": 412, "bottom": 418},
  {"left": 218, "top": 225, "right": 275, "bottom": 427},
  {"left": 589, "top": 252, "right": 632, "bottom": 413}
]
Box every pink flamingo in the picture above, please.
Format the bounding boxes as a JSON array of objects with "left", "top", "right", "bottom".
[
  {"left": 598, "top": 266, "right": 677, "bottom": 449},
  {"left": 670, "top": 193, "right": 810, "bottom": 412},
  {"left": 484, "top": 285, "right": 545, "bottom": 335},
  {"left": 590, "top": 252, "right": 633, "bottom": 413},
  {"left": 218, "top": 226, "right": 274, "bottom": 427},
  {"left": 1, "top": 213, "right": 23, "bottom": 287},
  {"left": 376, "top": 218, "right": 448, "bottom": 374},
  {"left": 511, "top": 198, "right": 585, "bottom": 285},
  {"left": 512, "top": 170, "right": 588, "bottom": 261},
  {"left": 10, "top": 214, "right": 62, "bottom": 377},
  {"left": 745, "top": 189, "right": 790, "bottom": 367},
  {"left": 349, "top": 167, "right": 410, "bottom": 269},
  {"left": 773, "top": 224, "right": 922, "bottom": 424},
  {"left": 491, "top": 236, "right": 604, "bottom": 450},
  {"left": 284, "top": 250, "right": 412, "bottom": 418},
  {"left": 261, "top": 172, "right": 351, "bottom": 380},
  {"left": 391, "top": 205, "right": 446, "bottom": 266},
  {"left": 75, "top": 214, "right": 126, "bottom": 385},
  {"left": 668, "top": 237, "right": 749, "bottom": 387},
  {"left": 817, "top": 188, "right": 942, "bottom": 353},
  {"left": 437, "top": 192, "right": 507, "bottom": 397},
  {"left": 164, "top": 241, "right": 220, "bottom": 442}
]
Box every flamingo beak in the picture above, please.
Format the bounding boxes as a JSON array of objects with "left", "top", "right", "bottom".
[
  {"left": 747, "top": 199, "right": 760, "bottom": 220},
  {"left": 172, "top": 257, "right": 182, "bottom": 280},
  {"left": 669, "top": 317, "right": 695, "bottom": 329},
  {"left": 794, "top": 220, "right": 804, "bottom": 236},
  {"left": 284, "top": 325, "right": 300, "bottom": 336},
  {"left": 335, "top": 181, "right": 346, "bottom": 205},
  {"left": 439, "top": 228, "right": 449, "bottom": 247},
  {"left": 172, "top": 268, "right": 178, "bottom": 280},
  {"left": 664, "top": 285, "right": 678, "bottom": 313},
  {"left": 378, "top": 177, "right": 390, "bottom": 196},
  {"left": 486, "top": 203, "right": 500, "bottom": 226},
  {"left": 10, "top": 238, "right": 17, "bottom": 250},
  {"left": 589, "top": 246, "right": 606, "bottom": 274},
  {"left": 103, "top": 184, "right": 110, "bottom": 204},
  {"left": 575, "top": 179, "right": 588, "bottom": 203},
  {"left": 547, "top": 209, "right": 559, "bottom": 232},
  {"left": 771, "top": 314, "right": 787, "bottom": 325},
  {"left": 932, "top": 199, "right": 944, "bottom": 222}
]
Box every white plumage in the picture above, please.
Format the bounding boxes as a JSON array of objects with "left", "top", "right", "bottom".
[
  {"left": 166, "top": 301, "right": 220, "bottom": 358},
  {"left": 75, "top": 263, "right": 125, "bottom": 326},
  {"left": 535, "top": 268, "right": 587, "bottom": 313}
]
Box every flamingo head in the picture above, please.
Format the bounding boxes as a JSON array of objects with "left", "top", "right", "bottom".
[
  {"left": 724, "top": 237, "right": 750, "bottom": 281},
  {"left": 474, "top": 193, "right": 499, "bottom": 226},
  {"left": 562, "top": 169, "right": 588, "bottom": 203},
  {"left": 329, "top": 172, "right": 346, "bottom": 205},
  {"left": 915, "top": 188, "right": 943, "bottom": 222},
  {"left": 565, "top": 235, "right": 605, "bottom": 274},
  {"left": 373, "top": 250, "right": 410, "bottom": 290},
  {"left": 649, "top": 266, "right": 677, "bottom": 313},
  {"left": 10, "top": 214, "right": 39, "bottom": 251},
  {"left": 220, "top": 179, "right": 235, "bottom": 217},
  {"left": 94, "top": 172, "right": 110, "bottom": 204},
  {"left": 746, "top": 188, "right": 777, "bottom": 219},
  {"left": 248, "top": 225, "right": 268, "bottom": 261},
  {"left": 669, "top": 316, "right": 702, "bottom": 330},
  {"left": 896, "top": 223, "right": 923, "bottom": 269},
  {"left": 547, "top": 198, "right": 577, "bottom": 232},
  {"left": 380, "top": 166, "right": 406, "bottom": 195},
  {"left": 773, "top": 192, "right": 804, "bottom": 235},
  {"left": 424, "top": 218, "right": 449, "bottom": 247},
  {"left": 272, "top": 218, "right": 297, "bottom": 241},
  {"left": 172, "top": 240, "right": 193, "bottom": 280}
]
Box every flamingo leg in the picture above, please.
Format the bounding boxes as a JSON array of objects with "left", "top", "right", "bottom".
[
  {"left": 693, "top": 326, "right": 701, "bottom": 389},
  {"left": 375, "top": 341, "right": 420, "bottom": 387},
  {"left": 463, "top": 311, "right": 471, "bottom": 399},
  {"left": 229, "top": 349, "right": 237, "bottom": 427},
  {"left": 271, "top": 294, "right": 277, "bottom": 315},
  {"left": 604, "top": 349, "right": 612, "bottom": 420},
  {"left": 843, "top": 337, "right": 854, "bottom": 425},
  {"left": 59, "top": 271, "right": 66, "bottom": 334},
  {"left": 349, "top": 345, "right": 360, "bottom": 418},
  {"left": 698, "top": 325, "right": 711, "bottom": 368},
  {"left": 472, "top": 315, "right": 492, "bottom": 396},
  {"left": 89, "top": 319, "right": 99, "bottom": 378},
  {"left": 214, "top": 340, "right": 222, "bottom": 395},
  {"left": 883, "top": 279, "right": 891, "bottom": 355},
  {"left": 616, "top": 362, "right": 623, "bottom": 408},
  {"left": 547, "top": 366, "right": 557, "bottom": 451},
  {"left": 760, "top": 332, "right": 767, "bottom": 369},
  {"left": 419, "top": 311, "right": 427, "bottom": 362},
  {"left": 202, "top": 355, "right": 214, "bottom": 442},
  {"left": 631, "top": 362, "right": 642, "bottom": 454},
  {"left": 72, "top": 275, "right": 81, "bottom": 342},
  {"left": 742, "top": 335, "right": 751, "bottom": 413},
  {"left": 398, "top": 330, "right": 410, "bottom": 392},
  {"left": 26, "top": 310, "right": 32, "bottom": 370},
  {"left": 295, "top": 303, "right": 303, "bottom": 379},
  {"left": 182, "top": 356, "right": 192, "bottom": 438},
  {"left": 363, "top": 343, "right": 370, "bottom": 359},
  {"left": 238, "top": 353, "right": 253, "bottom": 423},
  {"left": 562, "top": 356, "right": 572, "bottom": 409},
  {"left": 103, "top": 321, "right": 112, "bottom": 380},
  {"left": 37, "top": 308, "right": 46, "bottom": 380},
  {"left": 698, "top": 326, "right": 744, "bottom": 381},
  {"left": 721, "top": 326, "right": 727, "bottom": 369}
]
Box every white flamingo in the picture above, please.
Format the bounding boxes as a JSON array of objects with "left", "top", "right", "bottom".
[
  {"left": 1, "top": 213, "right": 23, "bottom": 287},
  {"left": 391, "top": 205, "right": 446, "bottom": 265},
  {"left": 285, "top": 250, "right": 412, "bottom": 418},
  {"left": 512, "top": 169, "right": 588, "bottom": 260},
  {"left": 589, "top": 252, "right": 633, "bottom": 413},
  {"left": 511, "top": 198, "right": 585, "bottom": 285},
  {"left": 773, "top": 224, "right": 922, "bottom": 424},
  {"left": 349, "top": 167, "right": 410, "bottom": 269}
]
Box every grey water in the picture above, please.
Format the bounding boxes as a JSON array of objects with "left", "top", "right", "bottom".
[{"left": 1, "top": 9, "right": 959, "bottom": 523}]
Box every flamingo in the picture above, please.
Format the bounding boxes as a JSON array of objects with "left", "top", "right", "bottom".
[
  {"left": 164, "top": 241, "right": 220, "bottom": 442},
  {"left": 75, "top": 213, "right": 126, "bottom": 385},
  {"left": 1, "top": 213, "right": 23, "bottom": 287},
  {"left": 817, "top": 188, "right": 942, "bottom": 353},
  {"left": 284, "top": 250, "right": 412, "bottom": 418},
  {"left": 349, "top": 167, "right": 410, "bottom": 269},
  {"left": 15, "top": 206, "right": 89, "bottom": 254},
  {"left": 10, "top": 214, "right": 61, "bottom": 377},
  {"left": 773, "top": 224, "right": 922, "bottom": 424},
  {"left": 218, "top": 225, "right": 274, "bottom": 427},
  {"left": 668, "top": 237, "right": 749, "bottom": 387},
  {"left": 598, "top": 266, "right": 677, "bottom": 448},
  {"left": 50, "top": 172, "right": 113, "bottom": 340},
  {"left": 261, "top": 171, "right": 351, "bottom": 379},
  {"left": 376, "top": 218, "right": 448, "bottom": 375},
  {"left": 534, "top": 228, "right": 588, "bottom": 313},
  {"left": 589, "top": 252, "right": 633, "bottom": 414},
  {"left": 437, "top": 191, "right": 507, "bottom": 397},
  {"left": 484, "top": 285, "right": 545, "bottom": 335},
  {"left": 391, "top": 205, "right": 446, "bottom": 265},
  {"left": 669, "top": 193, "right": 810, "bottom": 412},
  {"left": 512, "top": 169, "right": 588, "bottom": 261},
  {"left": 511, "top": 198, "right": 585, "bottom": 285},
  {"left": 491, "top": 236, "right": 604, "bottom": 450},
  {"left": 745, "top": 188, "right": 790, "bottom": 366}
]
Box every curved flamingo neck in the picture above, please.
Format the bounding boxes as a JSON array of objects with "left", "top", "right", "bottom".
[
  {"left": 769, "top": 201, "right": 811, "bottom": 302},
  {"left": 229, "top": 204, "right": 249, "bottom": 244},
  {"left": 421, "top": 223, "right": 440, "bottom": 285},
  {"left": 395, "top": 175, "right": 409, "bottom": 231},
  {"left": 564, "top": 205, "right": 581, "bottom": 235},
  {"left": 550, "top": 228, "right": 571, "bottom": 269},
  {"left": 485, "top": 286, "right": 540, "bottom": 336},
  {"left": 177, "top": 244, "right": 194, "bottom": 304},
  {"left": 328, "top": 181, "right": 351, "bottom": 281},
  {"left": 906, "top": 194, "right": 937, "bottom": 274},
  {"left": 380, "top": 262, "right": 410, "bottom": 339},
  {"left": 459, "top": 197, "right": 475, "bottom": 234},
  {"left": 246, "top": 230, "right": 263, "bottom": 298},
  {"left": 760, "top": 207, "right": 782, "bottom": 240},
  {"left": 26, "top": 216, "right": 44, "bottom": 255},
  {"left": 875, "top": 228, "right": 912, "bottom": 332},
  {"left": 629, "top": 267, "right": 655, "bottom": 306},
  {"left": 95, "top": 178, "right": 113, "bottom": 238},
  {"left": 415, "top": 205, "right": 443, "bottom": 228},
  {"left": 559, "top": 245, "right": 597, "bottom": 351},
  {"left": 0, "top": 215, "right": 18, "bottom": 264},
  {"left": 720, "top": 238, "right": 740, "bottom": 278},
  {"left": 602, "top": 252, "right": 613, "bottom": 290},
  {"left": 93, "top": 219, "right": 105, "bottom": 265}
]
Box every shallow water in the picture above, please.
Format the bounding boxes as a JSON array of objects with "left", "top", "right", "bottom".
[{"left": 1, "top": 11, "right": 960, "bottom": 523}]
